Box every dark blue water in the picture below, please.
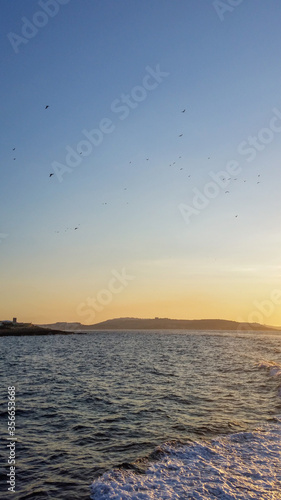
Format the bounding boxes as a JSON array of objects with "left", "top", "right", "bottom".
[{"left": 1, "top": 330, "right": 281, "bottom": 499}]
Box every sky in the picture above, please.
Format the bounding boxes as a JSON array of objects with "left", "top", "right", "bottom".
[{"left": 1, "top": 0, "right": 281, "bottom": 326}]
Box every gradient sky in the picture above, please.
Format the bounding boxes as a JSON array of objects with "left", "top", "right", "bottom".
[{"left": 1, "top": 0, "right": 281, "bottom": 326}]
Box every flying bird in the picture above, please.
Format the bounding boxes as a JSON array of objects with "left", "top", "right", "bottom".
[
  {"left": 182, "top": 109, "right": 186, "bottom": 113},
  {"left": 179, "top": 134, "right": 183, "bottom": 137},
  {"left": 45, "top": 105, "right": 49, "bottom": 109},
  {"left": 13, "top": 148, "right": 15, "bottom": 151},
  {"left": 225, "top": 191, "right": 230, "bottom": 194},
  {"left": 13, "top": 158, "right": 16, "bottom": 160},
  {"left": 49, "top": 173, "right": 54, "bottom": 177}
]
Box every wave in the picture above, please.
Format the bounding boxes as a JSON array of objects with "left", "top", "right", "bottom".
[{"left": 90, "top": 418, "right": 281, "bottom": 499}]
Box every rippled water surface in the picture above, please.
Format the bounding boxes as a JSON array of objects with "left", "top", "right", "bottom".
[{"left": 1, "top": 330, "right": 281, "bottom": 499}]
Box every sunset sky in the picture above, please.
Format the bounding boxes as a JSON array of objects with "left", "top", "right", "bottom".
[{"left": 1, "top": 0, "right": 281, "bottom": 326}]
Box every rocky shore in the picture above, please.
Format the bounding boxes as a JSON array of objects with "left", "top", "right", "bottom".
[{"left": 0, "top": 325, "right": 72, "bottom": 336}]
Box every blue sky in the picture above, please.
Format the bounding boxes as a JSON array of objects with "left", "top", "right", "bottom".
[{"left": 1, "top": 0, "right": 281, "bottom": 325}]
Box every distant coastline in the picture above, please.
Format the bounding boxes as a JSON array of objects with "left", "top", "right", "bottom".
[{"left": 1, "top": 317, "right": 279, "bottom": 336}]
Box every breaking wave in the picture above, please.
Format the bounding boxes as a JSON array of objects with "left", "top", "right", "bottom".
[{"left": 90, "top": 419, "right": 281, "bottom": 499}]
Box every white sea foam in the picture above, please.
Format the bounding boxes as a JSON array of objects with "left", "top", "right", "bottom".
[{"left": 90, "top": 419, "right": 281, "bottom": 499}]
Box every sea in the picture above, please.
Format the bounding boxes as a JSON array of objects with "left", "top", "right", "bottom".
[{"left": 0, "top": 330, "right": 281, "bottom": 500}]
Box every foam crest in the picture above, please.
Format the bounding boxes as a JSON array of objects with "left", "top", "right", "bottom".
[{"left": 90, "top": 421, "right": 281, "bottom": 500}]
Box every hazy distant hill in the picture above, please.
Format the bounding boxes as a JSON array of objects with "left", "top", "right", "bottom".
[{"left": 40, "top": 317, "right": 277, "bottom": 332}]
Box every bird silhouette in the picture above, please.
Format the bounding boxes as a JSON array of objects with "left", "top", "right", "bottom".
[
  {"left": 182, "top": 109, "right": 186, "bottom": 113},
  {"left": 225, "top": 191, "right": 230, "bottom": 194},
  {"left": 49, "top": 173, "right": 54, "bottom": 177},
  {"left": 13, "top": 158, "right": 16, "bottom": 160},
  {"left": 179, "top": 134, "right": 183, "bottom": 137},
  {"left": 45, "top": 105, "right": 49, "bottom": 109},
  {"left": 13, "top": 148, "right": 15, "bottom": 151}
]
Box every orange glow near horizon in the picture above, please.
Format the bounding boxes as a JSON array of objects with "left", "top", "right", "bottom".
[{"left": 2, "top": 277, "right": 281, "bottom": 327}]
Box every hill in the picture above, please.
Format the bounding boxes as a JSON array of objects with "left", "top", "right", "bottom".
[{"left": 40, "top": 317, "right": 277, "bottom": 332}]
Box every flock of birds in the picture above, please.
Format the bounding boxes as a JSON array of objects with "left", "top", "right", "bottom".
[{"left": 9, "top": 105, "right": 264, "bottom": 228}]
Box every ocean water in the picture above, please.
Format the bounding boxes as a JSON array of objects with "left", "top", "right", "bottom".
[{"left": 0, "top": 330, "right": 281, "bottom": 499}]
